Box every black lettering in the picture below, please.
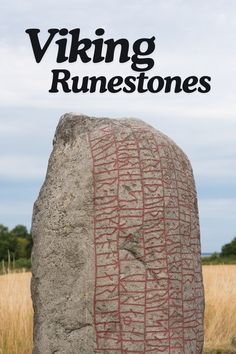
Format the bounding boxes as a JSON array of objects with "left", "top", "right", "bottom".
[
  {"left": 25, "top": 28, "right": 59, "bottom": 63},
  {"left": 132, "top": 36, "right": 155, "bottom": 71},
  {"left": 123, "top": 76, "right": 136, "bottom": 93},
  {"left": 69, "top": 29, "right": 91, "bottom": 63},
  {"left": 92, "top": 28, "right": 105, "bottom": 63},
  {"left": 165, "top": 76, "right": 182, "bottom": 93},
  {"left": 147, "top": 76, "right": 164, "bottom": 93},
  {"left": 72, "top": 76, "right": 89, "bottom": 93},
  {"left": 105, "top": 39, "right": 130, "bottom": 63},
  {"left": 49, "top": 69, "right": 71, "bottom": 92},
  {"left": 89, "top": 76, "right": 107, "bottom": 93},
  {"left": 182, "top": 76, "right": 198, "bottom": 93},
  {"left": 137, "top": 73, "right": 148, "bottom": 93},
  {"left": 55, "top": 28, "right": 69, "bottom": 62},
  {"left": 198, "top": 76, "right": 211, "bottom": 93},
  {"left": 107, "top": 76, "right": 123, "bottom": 93}
]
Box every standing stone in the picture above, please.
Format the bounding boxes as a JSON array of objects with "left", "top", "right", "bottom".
[{"left": 31, "top": 113, "right": 204, "bottom": 354}]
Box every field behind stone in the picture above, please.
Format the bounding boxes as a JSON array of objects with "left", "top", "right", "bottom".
[
  {"left": 203, "top": 265, "right": 236, "bottom": 353},
  {"left": 0, "top": 272, "right": 33, "bottom": 354},
  {"left": 0, "top": 265, "right": 236, "bottom": 354}
]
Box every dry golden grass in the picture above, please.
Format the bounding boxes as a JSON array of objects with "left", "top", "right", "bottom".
[
  {"left": 203, "top": 265, "right": 236, "bottom": 353},
  {"left": 0, "top": 272, "right": 33, "bottom": 354},
  {"left": 0, "top": 266, "right": 236, "bottom": 353}
]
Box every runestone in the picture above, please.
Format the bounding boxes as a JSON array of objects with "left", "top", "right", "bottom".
[{"left": 31, "top": 114, "right": 204, "bottom": 354}]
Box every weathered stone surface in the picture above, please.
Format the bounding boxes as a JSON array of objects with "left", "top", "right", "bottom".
[{"left": 31, "top": 113, "right": 204, "bottom": 354}]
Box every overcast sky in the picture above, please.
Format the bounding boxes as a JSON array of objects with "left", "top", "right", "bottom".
[{"left": 0, "top": 0, "right": 236, "bottom": 252}]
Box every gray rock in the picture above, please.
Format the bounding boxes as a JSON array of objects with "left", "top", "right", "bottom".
[{"left": 31, "top": 113, "right": 204, "bottom": 354}]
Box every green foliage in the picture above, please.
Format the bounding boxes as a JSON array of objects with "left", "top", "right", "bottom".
[
  {"left": 14, "top": 257, "right": 31, "bottom": 269},
  {"left": 202, "top": 254, "right": 236, "bottom": 265},
  {"left": 202, "top": 236, "right": 236, "bottom": 265},
  {"left": 0, "top": 225, "right": 17, "bottom": 261},
  {"left": 221, "top": 237, "right": 236, "bottom": 257},
  {"left": 15, "top": 238, "right": 30, "bottom": 259},
  {"left": 11, "top": 224, "right": 29, "bottom": 239},
  {"left": 0, "top": 224, "right": 32, "bottom": 268},
  {"left": 0, "top": 224, "right": 8, "bottom": 235}
]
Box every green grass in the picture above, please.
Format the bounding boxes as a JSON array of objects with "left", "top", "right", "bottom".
[{"left": 201, "top": 254, "right": 236, "bottom": 265}]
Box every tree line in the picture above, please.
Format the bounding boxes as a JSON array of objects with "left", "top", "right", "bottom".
[
  {"left": 1, "top": 223, "right": 236, "bottom": 269},
  {"left": 0, "top": 224, "right": 32, "bottom": 270}
]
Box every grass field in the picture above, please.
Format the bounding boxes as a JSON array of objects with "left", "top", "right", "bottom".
[
  {"left": 0, "top": 272, "right": 33, "bottom": 354},
  {"left": 203, "top": 265, "right": 236, "bottom": 353},
  {"left": 0, "top": 266, "right": 236, "bottom": 354}
]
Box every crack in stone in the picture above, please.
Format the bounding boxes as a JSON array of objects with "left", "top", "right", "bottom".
[
  {"left": 120, "top": 246, "right": 146, "bottom": 267},
  {"left": 65, "top": 323, "right": 92, "bottom": 334},
  {"left": 120, "top": 245, "right": 168, "bottom": 283}
]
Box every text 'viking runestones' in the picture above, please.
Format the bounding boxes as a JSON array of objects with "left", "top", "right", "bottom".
[{"left": 31, "top": 113, "right": 204, "bottom": 354}]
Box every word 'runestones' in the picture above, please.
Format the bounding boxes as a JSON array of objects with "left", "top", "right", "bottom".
[{"left": 31, "top": 113, "right": 204, "bottom": 354}]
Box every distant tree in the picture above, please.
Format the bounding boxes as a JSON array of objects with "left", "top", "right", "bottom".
[
  {"left": 0, "top": 224, "right": 9, "bottom": 236},
  {"left": 10, "top": 225, "right": 32, "bottom": 258},
  {"left": 0, "top": 224, "right": 32, "bottom": 262},
  {"left": 0, "top": 224, "right": 17, "bottom": 261},
  {"left": 210, "top": 252, "right": 219, "bottom": 260},
  {"left": 11, "top": 225, "right": 29, "bottom": 239},
  {"left": 15, "top": 237, "right": 30, "bottom": 259},
  {"left": 221, "top": 237, "right": 236, "bottom": 257},
  {"left": 0, "top": 224, "right": 10, "bottom": 260}
]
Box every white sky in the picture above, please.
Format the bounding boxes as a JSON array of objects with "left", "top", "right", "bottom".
[{"left": 0, "top": 0, "right": 236, "bottom": 252}]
